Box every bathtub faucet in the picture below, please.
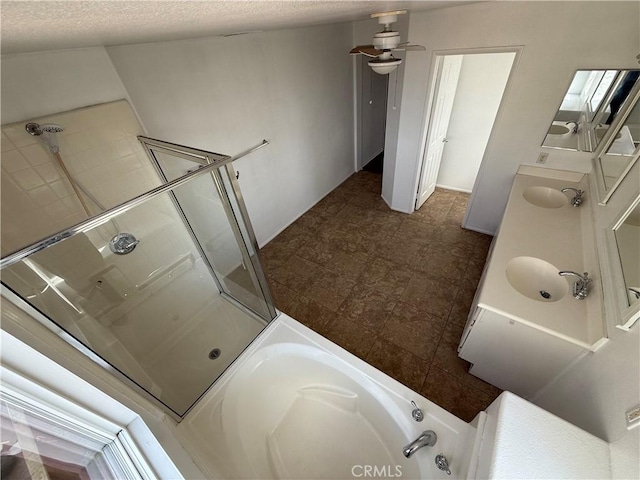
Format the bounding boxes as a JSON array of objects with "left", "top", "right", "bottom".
[{"left": 402, "top": 430, "right": 437, "bottom": 458}]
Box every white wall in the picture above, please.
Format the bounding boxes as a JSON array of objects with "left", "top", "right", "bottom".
[
  {"left": 386, "top": 1, "right": 640, "bottom": 230},
  {"left": 106, "top": 23, "right": 355, "bottom": 247},
  {"left": 436, "top": 52, "right": 515, "bottom": 193},
  {"left": 533, "top": 161, "right": 640, "bottom": 478},
  {"left": 1, "top": 48, "right": 129, "bottom": 124}
]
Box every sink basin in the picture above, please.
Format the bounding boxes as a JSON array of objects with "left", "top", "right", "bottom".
[
  {"left": 522, "top": 186, "right": 568, "bottom": 209},
  {"left": 505, "top": 257, "right": 567, "bottom": 302},
  {"left": 548, "top": 124, "right": 571, "bottom": 135}
]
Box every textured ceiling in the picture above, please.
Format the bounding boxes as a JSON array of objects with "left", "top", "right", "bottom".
[{"left": 1, "top": 1, "right": 478, "bottom": 54}]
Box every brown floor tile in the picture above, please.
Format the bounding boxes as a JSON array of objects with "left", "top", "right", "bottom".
[
  {"left": 411, "top": 202, "right": 451, "bottom": 224},
  {"left": 294, "top": 210, "right": 332, "bottom": 234},
  {"left": 420, "top": 366, "right": 494, "bottom": 423},
  {"left": 333, "top": 203, "right": 368, "bottom": 225},
  {"left": 296, "top": 236, "right": 340, "bottom": 266},
  {"left": 284, "top": 295, "right": 334, "bottom": 331},
  {"left": 400, "top": 272, "right": 458, "bottom": 320},
  {"left": 310, "top": 196, "right": 348, "bottom": 217},
  {"left": 448, "top": 301, "right": 473, "bottom": 327},
  {"left": 319, "top": 316, "right": 377, "bottom": 360},
  {"left": 432, "top": 322, "right": 502, "bottom": 397},
  {"left": 374, "top": 234, "right": 428, "bottom": 267},
  {"left": 366, "top": 339, "right": 430, "bottom": 391},
  {"left": 269, "top": 280, "right": 298, "bottom": 312},
  {"left": 329, "top": 226, "right": 378, "bottom": 256},
  {"left": 324, "top": 251, "right": 370, "bottom": 280},
  {"left": 302, "top": 267, "right": 357, "bottom": 311},
  {"left": 271, "top": 255, "right": 320, "bottom": 291},
  {"left": 379, "top": 301, "right": 446, "bottom": 362},
  {"left": 349, "top": 190, "right": 388, "bottom": 210},
  {"left": 454, "top": 282, "right": 478, "bottom": 313},
  {"left": 358, "top": 257, "right": 413, "bottom": 296},
  {"left": 394, "top": 219, "right": 441, "bottom": 244},
  {"left": 444, "top": 199, "right": 468, "bottom": 225},
  {"left": 259, "top": 223, "right": 311, "bottom": 271},
  {"left": 414, "top": 248, "right": 469, "bottom": 286},
  {"left": 337, "top": 285, "right": 397, "bottom": 332}
]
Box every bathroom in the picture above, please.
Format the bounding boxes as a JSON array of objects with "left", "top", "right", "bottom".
[{"left": 1, "top": 1, "right": 638, "bottom": 478}]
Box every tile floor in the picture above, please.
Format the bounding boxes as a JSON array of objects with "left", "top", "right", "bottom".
[{"left": 259, "top": 170, "right": 502, "bottom": 422}]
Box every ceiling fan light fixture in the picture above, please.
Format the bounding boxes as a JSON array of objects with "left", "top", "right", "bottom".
[{"left": 368, "top": 57, "right": 402, "bottom": 75}]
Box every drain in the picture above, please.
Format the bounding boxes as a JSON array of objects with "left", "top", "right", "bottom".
[
  {"left": 539, "top": 290, "right": 551, "bottom": 299},
  {"left": 208, "top": 348, "right": 221, "bottom": 360}
]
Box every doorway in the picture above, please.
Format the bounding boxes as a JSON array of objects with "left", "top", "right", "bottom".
[
  {"left": 415, "top": 50, "right": 518, "bottom": 217},
  {"left": 358, "top": 56, "right": 389, "bottom": 174}
]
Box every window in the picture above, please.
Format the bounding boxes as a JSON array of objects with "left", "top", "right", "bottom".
[{"left": 0, "top": 384, "right": 156, "bottom": 479}]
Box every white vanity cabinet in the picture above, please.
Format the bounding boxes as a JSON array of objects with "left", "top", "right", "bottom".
[
  {"left": 457, "top": 166, "right": 607, "bottom": 400},
  {"left": 458, "top": 307, "right": 586, "bottom": 398}
]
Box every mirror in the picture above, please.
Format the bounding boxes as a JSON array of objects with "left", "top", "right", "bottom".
[
  {"left": 612, "top": 195, "right": 640, "bottom": 330},
  {"left": 542, "top": 69, "right": 640, "bottom": 152},
  {"left": 615, "top": 200, "right": 640, "bottom": 307},
  {"left": 598, "top": 98, "right": 640, "bottom": 190},
  {"left": 595, "top": 80, "right": 640, "bottom": 204}
]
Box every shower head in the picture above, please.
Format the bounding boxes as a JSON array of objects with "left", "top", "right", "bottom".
[
  {"left": 25, "top": 122, "right": 64, "bottom": 153},
  {"left": 39, "top": 124, "right": 65, "bottom": 133},
  {"left": 25, "top": 122, "right": 64, "bottom": 135}
]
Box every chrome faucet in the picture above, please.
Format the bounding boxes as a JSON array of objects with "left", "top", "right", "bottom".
[
  {"left": 565, "top": 121, "right": 579, "bottom": 134},
  {"left": 403, "top": 430, "right": 437, "bottom": 458},
  {"left": 559, "top": 271, "right": 591, "bottom": 300},
  {"left": 561, "top": 187, "right": 584, "bottom": 207}
]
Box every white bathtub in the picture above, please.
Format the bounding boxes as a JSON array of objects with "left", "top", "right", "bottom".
[{"left": 176, "top": 314, "right": 477, "bottom": 479}]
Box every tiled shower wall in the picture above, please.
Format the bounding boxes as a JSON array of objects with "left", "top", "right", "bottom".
[{"left": 1, "top": 100, "right": 159, "bottom": 254}]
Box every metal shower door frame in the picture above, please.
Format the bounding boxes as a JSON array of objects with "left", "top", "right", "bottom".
[
  {"left": 137, "top": 136, "right": 277, "bottom": 321},
  {"left": 0, "top": 136, "right": 275, "bottom": 421}
]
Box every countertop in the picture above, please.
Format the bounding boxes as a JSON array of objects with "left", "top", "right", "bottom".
[{"left": 476, "top": 165, "right": 606, "bottom": 350}]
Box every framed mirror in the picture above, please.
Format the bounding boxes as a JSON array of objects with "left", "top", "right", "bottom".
[
  {"left": 610, "top": 195, "right": 640, "bottom": 330},
  {"left": 542, "top": 69, "right": 640, "bottom": 152},
  {"left": 594, "top": 81, "right": 640, "bottom": 204}
]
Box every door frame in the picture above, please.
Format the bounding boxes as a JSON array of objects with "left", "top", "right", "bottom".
[
  {"left": 413, "top": 46, "right": 524, "bottom": 230},
  {"left": 415, "top": 54, "right": 463, "bottom": 209}
]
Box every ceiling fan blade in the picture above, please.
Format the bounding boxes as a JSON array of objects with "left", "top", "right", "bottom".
[
  {"left": 350, "top": 45, "right": 383, "bottom": 58},
  {"left": 393, "top": 44, "right": 426, "bottom": 51}
]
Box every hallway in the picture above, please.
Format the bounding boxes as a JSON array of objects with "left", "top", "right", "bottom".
[{"left": 260, "top": 171, "right": 501, "bottom": 422}]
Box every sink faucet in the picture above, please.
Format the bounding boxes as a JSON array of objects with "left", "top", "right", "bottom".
[
  {"left": 403, "top": 430, "right": 437, "bottom": 458},
  {"left": 565, "top": 121, "right": 579, "bottom": 134},
  {"left": 561, "top": 188, "right": 584, "bottom": 207},
  {"left": 559, "top": 271, "right": 591, "bottom": 300}
]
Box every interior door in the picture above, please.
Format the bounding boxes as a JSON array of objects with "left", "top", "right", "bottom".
[{"left": 416, "top": 55, "right": 463, "bottom": 209}]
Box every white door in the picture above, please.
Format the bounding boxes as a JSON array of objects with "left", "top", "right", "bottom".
[{"left": 415, "top": 55, "right": 463, "bottom": 209}]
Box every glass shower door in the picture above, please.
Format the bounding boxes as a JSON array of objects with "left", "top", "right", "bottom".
[
  {"left": 143, "top": 141, "right": 274, "bottom": 320},
  {"left": 1, "top": 137, "right": 276, "bottom": 419}
]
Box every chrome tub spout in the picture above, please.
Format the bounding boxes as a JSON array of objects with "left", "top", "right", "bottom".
[{"left": 402, "top": 430, "right": 437, "bottom": 458}]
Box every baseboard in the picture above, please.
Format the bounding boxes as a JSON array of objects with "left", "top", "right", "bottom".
[
  {"left": 436, "top": 183, "right": 472, "bottom": 194},
  {"left": 462, "top": 223, "right": 495, "bottom": 236},
  {"left": 258, "top": 169, "right": 356, "bottom": 248}
]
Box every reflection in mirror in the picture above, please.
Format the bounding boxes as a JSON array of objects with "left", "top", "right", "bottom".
[
  {"left": 599, "top": 98, "right": 640, "bottom": 190},
  {"left": 614, "top": 200, "right": 640, "bottom": 307},
  {"left": 542, "top": 69, "right": 640, "bottom": 152}
]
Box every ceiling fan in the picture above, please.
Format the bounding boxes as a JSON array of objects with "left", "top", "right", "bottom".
[{"left": 350, "top": 10, "right": 425, "bottom": 75}]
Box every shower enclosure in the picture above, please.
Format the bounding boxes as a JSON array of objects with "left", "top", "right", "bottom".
[{"left": 1, "top": 134, "right": 277, "bottom": 419}]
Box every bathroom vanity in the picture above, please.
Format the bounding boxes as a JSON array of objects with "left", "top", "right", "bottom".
[{"left": 458, "top": 166, "right": 607, "bottom": 399}]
